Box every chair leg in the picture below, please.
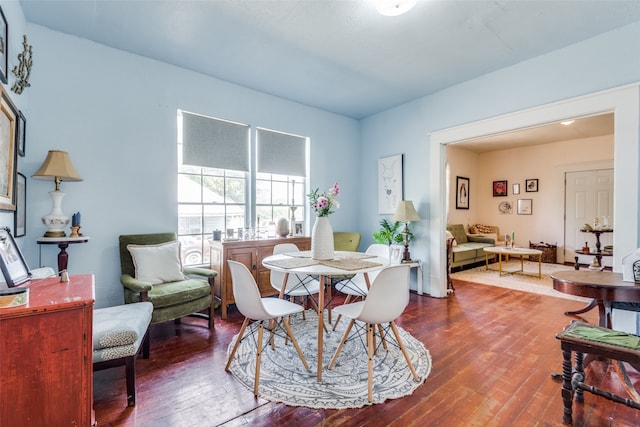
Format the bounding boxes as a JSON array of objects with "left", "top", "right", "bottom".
[
  {"left": 367, "top": 323, "right": 374, "bottom": 402},
  {"left": 225, "top": 317, "right": 249, "bottom": 371},
  {"left": 282, "top": 317, "right": 309, "bottom": 370},
  {"left": 142, "top": 331, "right": 150, "bottom": 359},
  {"left": 332, "top": 295, "right": 352, "bottom": 331},
  {"left": 390, "top": 321, "right": 419, "bottom": 381},
  {"left": 377, "top": 324, "right": 388, "bottom": 351},
  {"left": 328, "top": 319, "right": 355, "bottom": 369},
  {"left": 125, "top": 355, "right": 136, "bottom": 406},
  {"left": 254, "top": 322, "right": 264, "bottom": 397}
]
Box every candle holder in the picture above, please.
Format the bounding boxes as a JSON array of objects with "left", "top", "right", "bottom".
[
  {"left": 70, "top": 225, "right": 81, "bottom": 238},
  {"left": 288, "top": 205, "right": 297, "bottom": 237}
]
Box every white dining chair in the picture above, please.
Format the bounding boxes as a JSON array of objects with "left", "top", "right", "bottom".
[
  {"left": 225, "top": 260, "right": 309, "bottom": 397},
  {"left": 328, "top": 264, "right": 419, "bottom": 402},
  {"left": 332, "top": 243, "right": 390, "bottom": 330},
  {"left": 270, "top": 243, "right": 321, "bottom": 316}
]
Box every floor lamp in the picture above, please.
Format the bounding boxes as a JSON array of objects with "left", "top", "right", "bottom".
[{"left": 392, "top": 200, "right": 421, "bottom": 262}]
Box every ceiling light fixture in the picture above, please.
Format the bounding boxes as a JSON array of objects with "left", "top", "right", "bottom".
[
  {"left": 376, "top": 0, "right": 417, "bottom": 17},
  {"left": 560, "top": 120, "right": 575, "bottom": 126}
]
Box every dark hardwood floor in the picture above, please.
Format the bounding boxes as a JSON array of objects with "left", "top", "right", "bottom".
[{"left": 93, "top": 279, "right": 640, "bottom": 426}]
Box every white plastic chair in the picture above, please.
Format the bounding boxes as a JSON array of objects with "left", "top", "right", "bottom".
[
  {"left": 328, "top": 264, "right": 418, "bottom": 402},
  {"left": 270, "top": 243, "right": 321, "bottom": 315},
  {"left": 225, "top": 260, "right": 309, "bottom": 396},
  {"left": 332, "top": 243, "right": 390, "bottom": 330}
]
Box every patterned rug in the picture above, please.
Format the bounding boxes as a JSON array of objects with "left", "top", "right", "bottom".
[
  {"left": 226, "top": 309, "right": 431, "bottom": 408},
  {"left": 450, "top": 261, "right": 590, "bottom": 302}
]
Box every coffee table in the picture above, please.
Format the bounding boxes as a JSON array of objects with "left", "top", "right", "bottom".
[{"left": 483, "top": 246, "right": 543, "bottom": 278}]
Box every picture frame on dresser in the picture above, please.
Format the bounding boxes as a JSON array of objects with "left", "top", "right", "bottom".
[
  {"left": 294, "top": 221, "right": 304, "bottom": 236},
  {"left": 0, "top": 227, "right": 31, "bottom": 287}
]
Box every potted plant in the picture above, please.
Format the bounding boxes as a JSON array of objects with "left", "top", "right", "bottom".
[{"left": 373, "top": 219, "right": 405, "bottom": 245}]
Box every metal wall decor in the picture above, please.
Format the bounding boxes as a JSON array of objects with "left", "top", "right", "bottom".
[{"left": 11, "top": 35, "right": 32, "bottom": 94}]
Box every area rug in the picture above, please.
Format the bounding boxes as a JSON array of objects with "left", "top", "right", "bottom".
[
  {"left": 226, "top": 309, "right": 431, "bottom": 408},
  {"left": 450, "top": 261, "right": 591, "bottom": 303}
]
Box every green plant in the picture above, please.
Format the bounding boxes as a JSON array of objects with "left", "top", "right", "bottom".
[{"left": 372, "top": 219, "right": 405, "bottom": 245}]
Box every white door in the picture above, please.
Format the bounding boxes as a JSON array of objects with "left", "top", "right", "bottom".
[{"left": 564, "top": 169, "right": 614, "bottom": 267}]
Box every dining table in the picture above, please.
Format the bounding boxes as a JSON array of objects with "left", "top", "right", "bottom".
[{"left": 262, "top": 250, "right": 389, "bottom": 380}]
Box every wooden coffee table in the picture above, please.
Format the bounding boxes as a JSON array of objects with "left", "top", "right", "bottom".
[{"left": 483, "top": 246, "right": 543, "bottom": 278}]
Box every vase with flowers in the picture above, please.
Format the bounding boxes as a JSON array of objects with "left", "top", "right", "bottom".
[{"left": 308, "top": 182, "right": 340, "bottom": 260}]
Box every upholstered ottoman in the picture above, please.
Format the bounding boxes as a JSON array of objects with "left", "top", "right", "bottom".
[{"left": 93, "top": 302, "right": 153, "bottom": 406}]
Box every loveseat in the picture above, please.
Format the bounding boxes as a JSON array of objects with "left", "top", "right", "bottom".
[{"left": 446, "top": 224, "right": 496, "bottom": 269}]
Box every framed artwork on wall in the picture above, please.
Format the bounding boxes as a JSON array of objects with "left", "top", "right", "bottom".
[
  {"left": 493, "top": 180, "right": 508, "bottom": 197},
  {"left": 517, "top": 199, "right": 533, "bottom": 215},
  {"left": 14, "top": 172, "right": 25, "bottom": 237},
  {"left": 513, "top": 183, "right": 520, "bottom": 195},
  {"left": 378, "top": 154, "right": 403, "bottom": 214},
  {"left": 525, "top": 178, "right": 539, "bottom": 192},
  {"left": 0, "top": 6, "right": 7, "bottom": 84},
  {"left": 0, "top": 85, "right": 18, "bottom": 211},
  {"left": 455, "top": 176, "right": 469, "bottom": 209},
  {"left": 17, "top": 111, "right": 25, "bottom": 156}
]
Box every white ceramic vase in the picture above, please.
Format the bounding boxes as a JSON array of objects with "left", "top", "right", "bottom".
[{"left": 311, "top": 216, "right": 334, "bottom": 260}]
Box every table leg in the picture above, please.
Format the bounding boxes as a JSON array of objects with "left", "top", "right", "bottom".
[
  {"left": 317, "top": 275, "right": 325, "bottom": 380},
  {"left": 538, "top": 254, "right": 541, "bottom": 278},
  {"left": 57, "top": 242, "right": 70, "bottom": 274},
  {"left": 499, "top": 253, "right": 503, "bottom": 276},
  {"left": 564, "top": 298, "right": 598, "bottom": 317},
  {"left": 520, "top": 255, "right": 524, "bottom": 272}
]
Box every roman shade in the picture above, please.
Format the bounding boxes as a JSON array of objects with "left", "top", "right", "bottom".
[{"left": 257, "top": 128, "right": 306, "bottom": 177}]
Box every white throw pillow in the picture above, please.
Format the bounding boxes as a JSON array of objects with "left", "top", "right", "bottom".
[{"left": 127, "top": 241, "right": 186, "bottom": 284}]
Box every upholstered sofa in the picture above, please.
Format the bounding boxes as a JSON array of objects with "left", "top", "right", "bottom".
[{"left": 446, "top": 224, "right": 496, "bottom": 269}]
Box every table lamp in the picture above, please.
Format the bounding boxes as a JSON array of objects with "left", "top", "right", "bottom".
[
  {"left": 392, "top": 200, "right": 421, "bottom": 262},
  {"left": 32, "top": 150, "right": 83, "bottom": 237}
]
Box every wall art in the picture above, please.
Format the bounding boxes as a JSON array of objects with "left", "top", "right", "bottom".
[
  {"left": 456, "top": 176, "right": 469, "bottom": 209},
  {"left": 14, "top": 172, "right": 25, "bottom": 237},
  {"left": 525, "top": 178, "right": 538, "bottom": 192},
  {"left": 0, "top": 85, "right": 18, "bottom": 211},
  {"left": 493, "top": 180, "right": 507, "bottom": 197},
  {"left": 378, "top": 154, "right": 403, "bottom": 214},
  {"left": 517, "top": 198, "right": 533, "bottom": 215}
]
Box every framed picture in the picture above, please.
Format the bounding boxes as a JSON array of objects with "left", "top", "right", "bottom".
[
  {"left": 498, "top": 201, "right": 512, "bottom": 214},
  {"left": 455, "top": 176, "right": 469, "bottom": 209},
  {"left": 0, "top": 6, "right": 7, "bottom": 84},
  {"left": 525, "top": 178, "right": 539, "bottom": 192},
  {"left": 493, "top": 180, "right": 508, "bottom": 197},
  {"left": 378, "top": 154, "right": 403, "bottom": 214},
  {"left": 513, "top": 183, "right": 520, "bottom": 195},
  {"left": 517, "top": 199, "right": 533, "bottom": 215},
  {"left": 17, "top": 111, "right": 25, "bottom": 157},
  {"left": 294, "top": 221, "right": 304, "bottom": 236},
  {"left": 14, "top": 172, "right": 25, "bottom": 237},
  {"left": 0, "top": 227, "right": 31, "bottom": 287},
  {"left": 0, "top": 85, "right": 18, "bottom": 211}
]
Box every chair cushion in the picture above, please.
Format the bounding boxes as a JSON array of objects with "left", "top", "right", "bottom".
[
  {"left": 93, "top": 302, "right": 152, "bottom": 362},
  {"left": 446, "top": 224, "right": 468, "bottom": 244},
  {"left": 125, "top": 278, "right": 211, "bottom": 308},
  {"left": 127, "top": 241, "right": 186, "bottom": 284}
]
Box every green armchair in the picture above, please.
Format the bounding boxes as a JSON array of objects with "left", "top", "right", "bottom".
[
  {"left": 119, "top": 233, "right": 217, "bottom": 334},
  {"left": 333, "top": 232, "right": 361, "bottom": 252}
]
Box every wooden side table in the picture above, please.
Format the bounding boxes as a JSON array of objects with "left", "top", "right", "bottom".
[
  {"left": 37, "top": 236, "right": 90, "bottom": 274},
  {"left": 575, "top": 228, "right": 613, "bottom": 269}
]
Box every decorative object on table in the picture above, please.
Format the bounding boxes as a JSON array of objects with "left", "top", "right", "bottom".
[
  {"left": 392, "top": 200, "right": 421, "bottom": 262},
  {"left": 308, "top": 182, "right": 339, "bottom": 260},
  {"left": 0, "top": 85, "right": 18, "bottom": 211},
  {"left": 525, "top": 178, "right": 538, "bottom": 192},
  {"left": 498, "top": 201, "right": 512, "bottom": 214},
  {"left": 517, "top": 198, "right": 532, "bottom": 215},
  {"left": 0, "top": 287, "right": 28, "bottom": 308},
  {"left": 372, "top": 218, "right": 404, "bottom": 246},
  {"left": 288, "top": 179, "right": 297, "bottom": 237},
  {"left": 13, "top": 172, "right": 26, "bottom": 237},
  {"left": 0, "top": 6, "right": 7, "bottom": 84},
  {"left": 582, "top": 242, "right": 590, "bottom": 253},
  {"left": 378, "top": 154, "right": 403, "bottom": 214},
  {"left": 621, "top": 249, "right": 640, "bottom": 282},
  {"left": 17, "top": 110, "right": 25, "bottom": 156},
  {"left": 294, "top": 221, "right": 304, "bottom": 236},
  {"left": 0, "top": 227, "right": 31, "bottom": 287},
  {"left": 455, "top": 176, "right": 469, "bottom": 209},
  {"left": 11, "top": 35, "right": 32, "bottom": 95},
  {"left": 492, "top": 180, "right": 508, "bottom": 197},
  {"left": 513, "top": 183, "right": 520, "bottom": 195},
  {"left": 212, "top": 229, "right": 221, "bottom": 241},
  {"left": 275, "top": 217, "right": 289, "bottom": 237},
  {"left": 32, "top": 150, "right": 83, "bottom": 237}
]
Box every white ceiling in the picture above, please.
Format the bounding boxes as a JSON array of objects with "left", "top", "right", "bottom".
[{"left": 19, "top": 0, "right": 640, "bottom": 120}]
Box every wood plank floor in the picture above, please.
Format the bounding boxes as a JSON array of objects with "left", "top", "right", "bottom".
[{"left": 93, "top": 279, "right": 640, "bottom": 426}]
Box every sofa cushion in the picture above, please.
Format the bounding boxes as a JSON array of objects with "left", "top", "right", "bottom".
[
  {"left": 474, "top": 223, "right": 494, "bottom": 234},
  {"left": 127, "top": 241, "right": 186, "bottom": 284},
  {"left": 446, "top": 224, "right": 468, "bottom": 244}
]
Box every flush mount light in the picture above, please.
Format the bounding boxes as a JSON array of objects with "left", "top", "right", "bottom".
[
  {"left": 560, "top": 120, "right": 575, "bottom": 126},
  {"left": 376, "top": 0, "right": 417, "bottom": 16}
]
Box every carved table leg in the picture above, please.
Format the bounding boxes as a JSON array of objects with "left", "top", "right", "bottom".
[{"left": 561, "top": 346, "right": 574, "bottom": 424}]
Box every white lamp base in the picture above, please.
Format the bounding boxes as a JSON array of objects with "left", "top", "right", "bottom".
[{"left": 41, "top": 190, "right": 69, "bottom": 237}]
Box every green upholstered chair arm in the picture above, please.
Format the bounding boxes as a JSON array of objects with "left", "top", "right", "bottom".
[
  {"left": 183, "top": 266, "right": 217, "bottom": 279},
  {"left": 121, "top": 273, "right": 153, "bottom": 293},
  {"left": 468, "top": 236, "right": 495, "bottom": 244}
]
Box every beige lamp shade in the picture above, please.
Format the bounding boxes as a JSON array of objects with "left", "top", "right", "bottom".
[
  {"left": 33, "top": 150, "right": 83, "bottom": 187},
  {"left": 392, "top": 200, "right": 421, "bottom": 223}
]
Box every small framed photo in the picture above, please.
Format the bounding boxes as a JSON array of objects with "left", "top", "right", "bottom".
[
  {"left": 517, "top": 199, "right": 533, "bottom": 215},
  {"left": 13, "top": 172, "right": 25, "bottom": 237},
  {"left": 493, "top": 180, "right": 508, "bottom": 197},
  {"left": 294, "top": 221, "right": 304, "bottom": 236},
  {"left": 17, "top": 111, "right": 25, "bottom": 157},
  {"left": 455, "top": 176, "right": 469, "bottom": 210},
  {"left": 0, "top": 227, "right": 31, "bottom": 287},
  {"left": 525, "top": 179, "right": 538, "bottom": 192},
  {"left": 513, "top": 183, "right": 520, "bottom": 195}
]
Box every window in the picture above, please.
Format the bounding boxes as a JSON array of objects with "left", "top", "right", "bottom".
[{"left": 177, "top": 110, "right": 308, "bottom": 265}]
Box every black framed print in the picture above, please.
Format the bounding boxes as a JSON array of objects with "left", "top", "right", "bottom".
[
  {"left": 456, "top": 176, "right": 469, "bottom": 209},
  {"left": 493, "top": 180, "right": 507, "bottom": 197},
  {"left": 0, "top": 227, "right": 31, "bottom": 287},
  {"left": 0, "top": 6, "right": 7, "bottom": 84},
  {"left": 14, "top": 172, "right": 25, "bottom": 237},
  {"left": 17, "top": 111, "right": 25, "bottom": 157},
  {"left": 525, "top": 178, "right": 538, "bottom": 192}
]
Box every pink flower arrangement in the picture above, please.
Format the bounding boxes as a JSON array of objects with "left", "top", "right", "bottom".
[{"left": 308, "top": 182, "right": 340, "bottom": 217}]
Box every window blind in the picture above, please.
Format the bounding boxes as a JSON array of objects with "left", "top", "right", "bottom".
[
  {"left": 257, "top": 128, "right": 306, "bottom": 177},
  {"left": 182, "top": 111, "right": 250, "bottom": 172}
]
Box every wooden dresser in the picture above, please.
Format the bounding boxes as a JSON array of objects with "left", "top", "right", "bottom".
[
  {"left": 0, "top": 274, "right": 95, "bottom": 426},
  {"left": 210, "top": 236, "right": 311, "bottom": 319}
]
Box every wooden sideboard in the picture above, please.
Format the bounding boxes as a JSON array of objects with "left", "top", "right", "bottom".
[
  {"left": 0, "top": 274, "right": 95, "bottom": 426},
  {"left": 210, "top": 236, "right": 311, "bottom": 319}
]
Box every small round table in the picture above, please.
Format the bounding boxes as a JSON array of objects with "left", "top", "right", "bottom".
[{"left": 37, "top": 236, "right": 90, "bottom": 274}]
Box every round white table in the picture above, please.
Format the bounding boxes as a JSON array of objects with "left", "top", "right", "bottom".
[{"left": 262, "top": 251, "right": 389, "bottom": 380}]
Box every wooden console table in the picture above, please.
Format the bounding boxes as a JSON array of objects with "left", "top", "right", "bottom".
[
  {"left": 209, "top": 236, "right": 311, "bottom": 319},
  {"left": 0, "top": 274, "right": 95, "bottom": 425}
]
